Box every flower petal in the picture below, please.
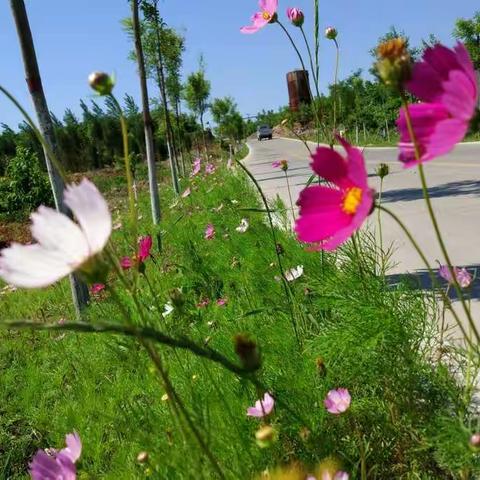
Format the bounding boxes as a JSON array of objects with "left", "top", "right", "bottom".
[
  {"left": 64, "top": 179, "right": 111, "bottom": 255},
  {"left": 310, "top": 147, "right": 349, "bottom": 187},
  {"left": 0, "top": 244, "right": 72, "bottom": 288},
  {"left": 61, "top": 431, "right": 82, "bottom": 463},
  {"left": 30, "top": 206, "right": 88, "bottom": 265}
]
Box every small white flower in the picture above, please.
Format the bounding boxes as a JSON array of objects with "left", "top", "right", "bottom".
[
  {"left": 235, "top": 218, "right": 249, "bottom": 233},
  {"left": 0, "top": 179, "right": 111, "bottom": 288},
  {"left": 284, "top": 265, "right": 304, "bottom": 282},
  {"left": 162, "top": 302, "right": 174, "bottom": 318}
]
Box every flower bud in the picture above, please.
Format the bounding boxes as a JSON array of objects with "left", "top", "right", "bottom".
[
  {"left": 234, "top": 334, "right": 261, "bottom": 371},
  {"left": 255, "top": 425, "right": 277, "bottom": 448},
  {"left": 376, "top": 163, "right": 389, "bottom": 179},
  {"left": 275, "top": 243, "right": 284, "bottom": 255},
  {"left": 88, "top": 71, "right": 115, "bottom": 96},
  {"left": 375, "top": 38, "right": 412, "bottom": 91},
  {"left": 325, "top": 27, "right": 338, "bottom": 40},
  {"left": 470, "top": 433, "right": 480, "bottom": 450},
  {"left": 287, "top": 8, "right": 305, "bottom": 27},
  {"left": 316, "top": 356, "right": 327, "bottom": 377}
]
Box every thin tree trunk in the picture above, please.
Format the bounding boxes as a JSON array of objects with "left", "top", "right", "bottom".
[
  {"left": 132, "top": 0, "right": 162, "bottom": 225},
  {"left": 10, "top": 0, "right": 89, "bottom": 316},
  {"left": 152, "top": 0, "right": 180, "bottom": 192},
  {"left": 200, "top": 112, "right": 208, "bottom": 157}
]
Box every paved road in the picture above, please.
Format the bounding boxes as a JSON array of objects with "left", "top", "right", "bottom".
[{"left": 245, "top": 136, "right": 480, "bottom": 336}]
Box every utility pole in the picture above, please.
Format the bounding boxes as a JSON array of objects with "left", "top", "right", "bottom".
[{"left": 10, "top": 0, "right": 89, "bottom": 316}]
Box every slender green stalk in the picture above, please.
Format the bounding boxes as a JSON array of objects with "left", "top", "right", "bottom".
[
  {"left": 234, "top": 157, "right": 300, "bottom": 343},
  {"left": 377, "top": 178, "right": 384, "bottom": 274},
  {"left": 314, "top": 0, "right": 320, "bottom": 83},
  {"left": 299, "top": 26, "right": 319, "bottom": 96},
  {"left": 400, "top": 94, "right": 479, "bottom": 343},
  {"left": 108, "top": 94, "right": 138, "bottom": 242},
  {"left": 0, "top": 84, "right": 68, "bottom": 181},
  {"left": 3, "top": 319, "right": 258, "bottom": 377},
  {"left": 378, "top": 205, "right": 472, "bottom": 345},
  {"left": 284, "top": 171, "right": 296, "bottom": 221},
  {"left": 332, "top": 39, "right": 340, "bottom": 138}
]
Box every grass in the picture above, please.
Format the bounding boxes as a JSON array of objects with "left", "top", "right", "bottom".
[{"left": 0, "top": 146, "right": 478, "bottom": 479}]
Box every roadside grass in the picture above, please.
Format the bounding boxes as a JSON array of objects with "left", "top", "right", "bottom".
[{"left": 0, "top": 148, "right": 477, "bottom": 478}]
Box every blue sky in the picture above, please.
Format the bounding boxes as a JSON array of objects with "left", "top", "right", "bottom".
[{"left": 0, "top": 0, "right": 476, "bottom": 128}]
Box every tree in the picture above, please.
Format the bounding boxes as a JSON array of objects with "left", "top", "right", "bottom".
[
  {"left": 454, "top": 11, "right": 480, "bottom": 70},
  {"left": 131, "top": 0, "right": 163, "bottom": 225},
  {"left": 184, "top": 64, "right": 211, "bottom": 155},
  {"left": 10, "top": 0, "right": 89, "bottom": 314},
  {"left": 211, "top": 97, "right": 245, "bottom": 148}
]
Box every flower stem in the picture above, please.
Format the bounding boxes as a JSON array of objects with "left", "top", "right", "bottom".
[
  {"left": 234, "top": 157, "right": 300, "bottom": 344},
  {"left": 377, "top": 177, "right": 384, "bottom": 275},
  {"left": 332, "top": 39, "right": 340, "bottom": 140},
  {"left": 378, "top": 205, "right": 473, "bottom": 345},
  {"left": 400, "top": 94, "right": 480, "bottom": 343},
  {"left": 0, "top": 84, "right": 68, "bottom": 181},
  {"left": 108, "top": 94, "right": 138, "bottom": 245},
  {"left": 284, "top": 171, "right": 296, "bottom": 222}
]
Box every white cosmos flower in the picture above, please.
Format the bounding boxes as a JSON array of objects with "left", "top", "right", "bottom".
[
  {"left": 0, "top": 179, "right": 111, "bottom": 288},
  {"left": 284, "top": 265, "right": 304, "bottom": 282},
  {"left": 235, "top": 218, "right": 249, "bottom": 233}
]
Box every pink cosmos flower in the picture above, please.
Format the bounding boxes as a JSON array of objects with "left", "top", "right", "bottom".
[
  {"left": 191, "top": 158, "right": 202, "bottom": 176},
  {"left": 247, "top": 392, "right": 275, "bottom": 417},
  {"left": 397, "top": 43, "right": 478, "bottom": 167},
  {"left": 205, "top": 163, "right": 216, "bottom": 175},
  {"left": 197, "top": 298, "right": 210, "bottom": 308},
  {"left": 295, "top": 137, "right": 374, "bottom": 251},
  {"left": 90, "top": 283, "right": 105, "bottom": 295},
  {"left": 138, "top": 235, "right": 153, "bottom": 262},
  {"left": 204, "top": 224, "right": 215, "bottom": 240},
  {"left": 120, "top": 256, "right": 133, "bottom": 270},
  {"left": 324, "top": 388, "right": 351, "bottom": 415},
  {"left": 181, "top": 187, "right": 191, "bottom": 198},
  {"left": 438, "top": 264, "right": 473, "bottom": 288},
  {"left": 216, "top": 297, "right": 228, "bottom": 307},
  {"left": 286, "top": 7, "right": 304, "bottom": 27},
  {"left": 241, "top": 0, "right": 278, "bottom": 34},
  {"left": 0, "top": 179, "right": 111, "bottom": 288},
  {"left": 30, "top": 431, "right": 82, "bottom": 480}
]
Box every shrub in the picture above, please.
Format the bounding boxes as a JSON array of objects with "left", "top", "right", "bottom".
[{"left": 0, "top": 147, "right": 52, "bottom": 220}]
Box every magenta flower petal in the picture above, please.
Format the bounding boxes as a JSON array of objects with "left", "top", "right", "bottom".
[
  {"left": 90, "top": 283, "right": 105, "bottom": 295},
  {"left": 296, "top": 138, "right": 373, "bottom": 250},
  {"left": 247, "top": 392, "right": 275, "bottom": 417},
  {"left": 138, "top": 235, "right": 153, "bottom": 262},
  {"left": 204, "top": 224, "right": 215, "bottom": 240},
  {"left": 60, "top": 432, "right": 82, "bottom": 463},
  {"left": 120, "top": 256, "right": 133, "bottom": 270},
  {"left": 324, "top": 388, "right": 351, "bottom": 414},
  {"left": 397, "top": 103, "right": 467, "bottom": 167},
  {"left": 398, "top": 42, "right": 478, "bottom": 167},
  {"left": 241, "top": 0, "right": 278, "bottom": 34}
]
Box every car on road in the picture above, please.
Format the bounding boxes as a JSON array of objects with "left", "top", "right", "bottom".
[{"left": 257, "top": 125, "right": 273, "bottom": 141}]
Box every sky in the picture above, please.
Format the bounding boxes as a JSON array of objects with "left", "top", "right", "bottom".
[{"left": 0, "top": 0, "right": 476, "bottom": 129}]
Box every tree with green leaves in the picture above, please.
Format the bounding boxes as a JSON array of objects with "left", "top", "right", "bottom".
[
  {"left": 184, "top": 63, "right": 211, "bottom": 155},
  {"left": 454, "top": 11, "right": 480, "bottom": 70},
  {"left": 210, "top": 97, "right": 244, "bottom": 150}
]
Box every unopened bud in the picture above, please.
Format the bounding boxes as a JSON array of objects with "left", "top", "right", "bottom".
[
  {"left": 470, "top": 433, "right": 480, "bottom": 450},
  {"left": 280, "top": 159, "right": 289, "bottom": 171},
  {"left": 376, "top": 38, "right": 411, "bottom": 91},
  {"left": 255, "top": 425, "right": 277, "bottom": 448},
  {"left": 376, "top": 163, "right": 389, "bottom": 179},
  {"left": 276, "top": 243, "right": 284, "bottom": 255},
  {"left": 325, "top": 27, "right": 337, "bottom": 40},
  {"left": 234, "top": 334, "right": 261, "bottom": 371},
  {"left": 137, "top": 451, "right": 149, "bottom": 464},
  {"left": 287, "top": 8, "right": 305, "bottom": 27},
  {"left": 88, "top": 71, "right": 115, "bottom": 95},
  {"left": 316, "top": 356, "right": 327, "bottom": 377}
]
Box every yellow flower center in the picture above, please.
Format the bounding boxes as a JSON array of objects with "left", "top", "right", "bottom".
[
  {"left": 342, "top": 187, "right": 363, "bottom": 214},
  {"left": 262, "top": 11, "right": 271, "bottom": 20}
]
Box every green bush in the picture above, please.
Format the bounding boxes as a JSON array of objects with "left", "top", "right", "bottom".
[{"left": 0, "top": 147, "right": 53, "bottom": 220}]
